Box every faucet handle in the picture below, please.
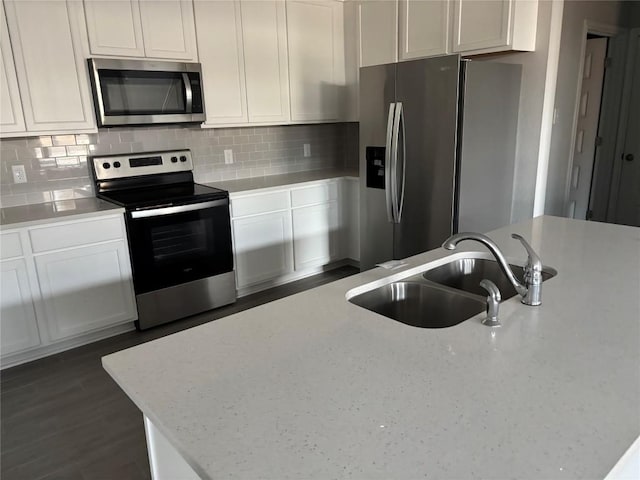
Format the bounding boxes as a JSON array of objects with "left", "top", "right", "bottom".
[
  {"left": 479, "top": 279, "right": 501, "bottom": 327},
  {"left": 511, "top": 233, "right": 542, "bottom": 271}
]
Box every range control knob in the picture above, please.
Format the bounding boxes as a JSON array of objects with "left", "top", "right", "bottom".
[
  {"left": 113, "top": 161, "right": 121, "bottom": 168},
  {"left": 102, "top": 162, "right": 111, "bottom": 169},
  {"left": 171, "top": 156, "right": 178, "bottom": 163},
  {"left": 180, "top": 155, "right": 187, "bottom": 162}
]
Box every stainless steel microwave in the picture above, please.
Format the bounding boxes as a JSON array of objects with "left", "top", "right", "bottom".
[{"left": 87, "top": 58, "right": 205, "bottom": 127}]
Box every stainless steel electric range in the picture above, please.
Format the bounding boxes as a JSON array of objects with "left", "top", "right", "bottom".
[{"left": 91, "top": 149, "right": 236, "bottom": 330}]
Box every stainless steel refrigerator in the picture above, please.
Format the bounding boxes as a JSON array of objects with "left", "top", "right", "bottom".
[{"left": 359, "top": 54, "right": 522, "bottom": 270}]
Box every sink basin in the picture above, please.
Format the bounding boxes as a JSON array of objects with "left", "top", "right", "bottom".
[
  {"left": 422, "top": 257, "right": 556, "bottom": 300},
  {"left": 348, "top": 282, "right": 485, "bottom": 328}
]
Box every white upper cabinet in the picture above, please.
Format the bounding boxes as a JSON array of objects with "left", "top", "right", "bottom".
[
  {"left": 241, "top": 0, "right": 290, "bottom": 123},
  {"left": 452, "top": 0, "right": 538, "bottom": 54},
  {"left": 286, "top": 0, "right": 346, "bottom": 122},
  {"left": 0, "top": 2, "right": 25, "bottom": 135},
  {"left": 4, "top": 0, "right": 96, "bottom": 134},
  {"left": 138, "top": 0, "right": 197, "bottom": 60},
  {"left": 84, "top": 0, "right": 145, "bottom": 57},
  {"left": 399, "top": 0, "right": 450, "bottom": 60},
  {"left": 84, "top": 0, "right": 197, "bottom": 60},
  {"left": 195, "top": 0, "right": 289, "bottom": 126},
  {"left": 358, "top": 0, "right": 397, "bottom": 67}
]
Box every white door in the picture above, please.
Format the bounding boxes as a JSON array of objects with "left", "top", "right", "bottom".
[
  {"left": 139, "top": 0, "right": 198, "bottom": 60},
  {"left": 4, "top": 0, "right": 96, "bottom": 132},
  {"left": 0, "top": 259, "right": 41, "bottom": 357},
  {"left": 292, "top": 201, "right": 339, "bottom": 270},
  {"left": 241, "top": 0, "right": 290, "bottom": 123},
  {"left": 35, "top": 241, "right": 137, "bottom": 341},
  {"left": 568, "top": 37, "right": 608, "bottom": 220},
  {"left": 452, "top": 0, "right": 511, "bottom": 52},
  {"left": 195, "top": 0, "right": 248, "bottom": 125},
  {"left": 398, "top": 0, "right": 449, "bottom": 60},
  {"left": 613, "top": 32, "right": 640, "bottom": 227},
  {"left": 0, "top": 2, "right": 25, "bottom": 135},
  {"left": 286, "top": 0, "right": 345, "bottom": 122},
  {"left": 358, "top": 0, "right": 397, "bottom": 67},
  {"left": 232, "top": 211, "right": 294, "bottom": 288},
  {"left": 83, "top": 0, "right": 145, "bottom": 57}
]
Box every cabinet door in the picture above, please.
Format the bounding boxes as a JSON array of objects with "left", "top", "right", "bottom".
[
  {"left": 35, "top": 241, "right": 136, "bottom": 341},
  {"left": 292, "top": 201, "right": 339, "bottom": 270},
  {"left": 287, "top": 0, "right": 345, "bottom": 122},
  {"left": 232, "top": 211, "right": 294, "bottom": 288},
  {"left": 1, "top": 259, "right": 40, "bottom": 357},
  {"left": 358, "top": 0, "right": 397, "bottom": 67},
  {"left": 195, "top": 0, "right": 247, "bottom": 125},
  {"left": 241, "top": 0, "right": 290, "bottom": 123},
  {"left": 0, "top": 3, "right": 25, "bottom": 135},
  {"left": 83, "top": 0, "right": 145, "bottom": 57},
  {"left": 399, "top": 0, "right": 449, "bottom": 60},
  {"left": 139, "top": 0, "right": 197, "bottom": 60},
  {"left": 452, "top": 0, "right": 511, "bottom": 52},
  {"left": 4, "top": 0, "right": 96, "bottom": 132}
]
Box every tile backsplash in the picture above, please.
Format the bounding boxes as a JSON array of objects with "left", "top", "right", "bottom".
[{"left": 0, "top": 123, "right": 359, "bottom": 208}]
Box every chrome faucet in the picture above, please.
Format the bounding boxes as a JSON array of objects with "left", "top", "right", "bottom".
[{"left": 442, "top": 232, "right": 544, "bottom": 306}]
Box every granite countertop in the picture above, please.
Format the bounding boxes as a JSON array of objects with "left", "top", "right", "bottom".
[
  {"left": 103, "top": 216, "right": 640, "bottom": 479},
  {"left": 0, "top": 197, "right": 124, "bottom": 229},
  {"left": 205, "top": 168, "right": 359, "bottom": 194}
]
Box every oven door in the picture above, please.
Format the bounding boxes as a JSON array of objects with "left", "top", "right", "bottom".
[{"left": 126, "top": 199, "right": 233, "bottom": 294}]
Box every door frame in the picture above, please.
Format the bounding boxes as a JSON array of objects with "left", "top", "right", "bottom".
[
  {"left": 562, "top": 20, "right": 625, "bottom": 217},
  {"left": 605, "top": 27, "right": 640, "bottom": 222}
]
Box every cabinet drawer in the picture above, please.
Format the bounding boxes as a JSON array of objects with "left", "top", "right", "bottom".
[
  {"left": 29, "top": 216, "right": 124, "bottom": 253},
  {"left": 291, "top": 181, "right": 338, "bottom": 208},
  {"left": 231, "top": 191, "right": 290, "bottom": 218},
  {"left": 0, "top": 232, "right": 23, "bottom": 259}
]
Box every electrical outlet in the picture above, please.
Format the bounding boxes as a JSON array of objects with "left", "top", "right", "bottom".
[
  {"left": 303, "top": 143, "right": 311, "bottom": 157},
  {"left": 12, "top": 165, "right": 27, "bottom": 184},
  {"left": 224, "top": 149, "right": 233, "bottom": 164}
]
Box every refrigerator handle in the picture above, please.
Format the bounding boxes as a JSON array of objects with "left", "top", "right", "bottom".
[
  {"left": 396, "top": 103, "right": 406, "bottom": 222},
  {"left": 385, "top": 103, "right": 396, "bottom": 223},
  {"left": 391, "top": 102, "right": 403, "bottom": 223}
]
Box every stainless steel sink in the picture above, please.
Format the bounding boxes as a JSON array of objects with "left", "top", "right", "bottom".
[
  {"left": 348, "top": 282, "right": 485, "bottom": 329},
  {"left": 422, "top": 257, "right": 556, "bottom": 300}
]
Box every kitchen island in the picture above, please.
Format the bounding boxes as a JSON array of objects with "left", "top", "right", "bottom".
[{"left": 102, "top": 216, "right": 640, "bottom": 479}]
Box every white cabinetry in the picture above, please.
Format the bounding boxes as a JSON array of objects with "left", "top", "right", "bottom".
[
  {"left": 230, "top": 178, "right": 358, "bottom": 296},
  {"left": 84, "top": 0, "right": 197, "bottom": 60},
  {"left": 3, "top": 0, "right": 96, "bottom": 135},
  {"left": 286, "top": 0, "right": 346, "bottom": 122},
  {"left": 0, "top": 214, "right": 137, "bottom": 369},
  {"left": 399, "top": 0, "right": 450, "bottom": 60},
  {"left": 451, "top": 0, "right": 538, "bottom": 54},
  {"left": 0, "top": 3, "right": 25, "bottom": 135},
  {"left": 0, "top": 258, "right": 40, "bottom": 357},
  {"left": 358, "top": 0, "right": 397, "bottom": 67},
  {"left": 196, "top": 0, "right": 289, "bottom": 127}
]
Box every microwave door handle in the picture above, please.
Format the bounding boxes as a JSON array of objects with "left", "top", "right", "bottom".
[
  {"left": 182, "top": 73, "right": 193, "bottom": 114},
  {"left": 385, "top": 103, "right": 396, "bottom": 223},
  {"left": 130, "top": 199, "right": 227, "bottom": 219}
]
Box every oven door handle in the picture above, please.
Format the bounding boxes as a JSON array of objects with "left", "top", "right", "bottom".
[{"left": 130, "top": 199, "right": 228, "bottom": 219}]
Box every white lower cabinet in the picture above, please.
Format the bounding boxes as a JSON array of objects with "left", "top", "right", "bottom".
[
  {"left": 292, "top": 201, "right": 340, "bottom": 270},
  {"left": 231, "top": 178, "right": 359, "bottom": 295},
  {"left": 232, "top": 211, "right": 294, "bottom": 289},
  {"left": 34, "top": 240, "right": 136, "bottom": 341},
  {"left": 0, "top": 214, "right": 137, "bottom": 368},
  {"left": 0, "top": 258, "right": 40, "bottom": 356}
]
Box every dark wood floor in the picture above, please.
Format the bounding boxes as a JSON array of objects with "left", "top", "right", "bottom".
[{"left": 1, "top": 266, "right": 358, "bottom": 480}]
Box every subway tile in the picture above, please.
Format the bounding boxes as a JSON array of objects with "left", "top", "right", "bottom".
[
  {"left": 45, "top": 146, "right": 68, "bottom": 158},
  {"left": 26, "top": 136, "right": 53, "bottom": 148},
  {"left": 52, "top": 135, "right": 77, "bottom": 146},
  {"left": 75, "top": 134, "right": 95, "bottom": 145},
  {"left": 55, "top": 157, "right": 80, "bottom": 167}
]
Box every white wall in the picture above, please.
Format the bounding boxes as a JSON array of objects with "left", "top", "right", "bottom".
[{"left": 544, "top": 0, "right": 632, "bottom": 216}]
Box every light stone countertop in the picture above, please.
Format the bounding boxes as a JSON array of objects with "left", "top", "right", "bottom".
[
  {"left": 204, "top": 168, "right": 358, "bottom": 194},
  {"left": 0, "top": 197, "right": 124, "bottom": 229},
  {"left": 102, "top": 216, "right": 640, "bottom": 479}
]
